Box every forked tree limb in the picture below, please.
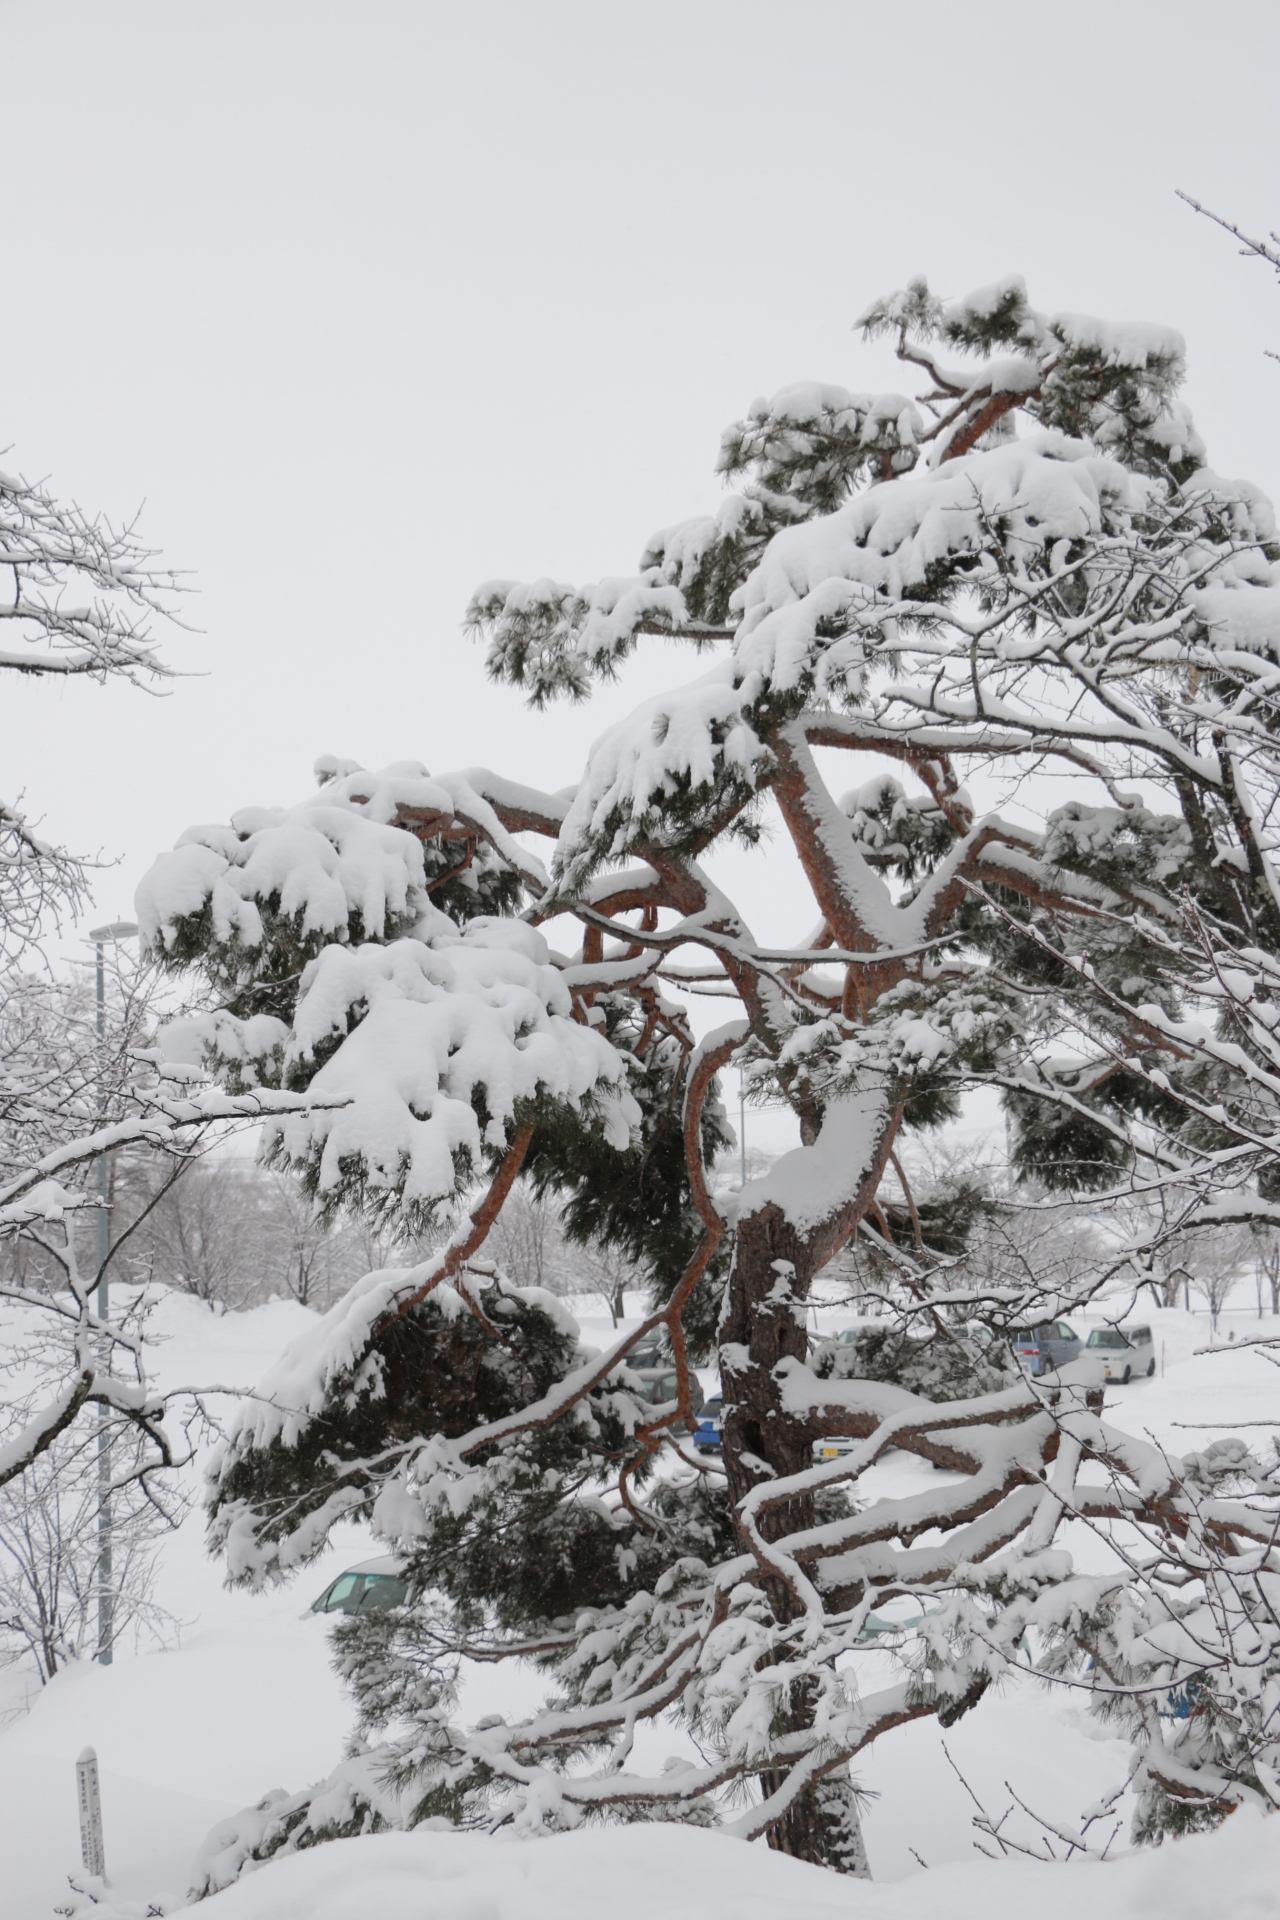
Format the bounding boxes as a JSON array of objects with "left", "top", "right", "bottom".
[{"left": 388, "top": 1120, "right": 536, "bottom": 1322}]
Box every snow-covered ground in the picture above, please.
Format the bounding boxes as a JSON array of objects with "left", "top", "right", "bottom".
[
  {"left": 61, "top": 1813, "right": 1280, "bottom": 1920},
  {"left": 2, "top": 1288, "right": 1278, "bottom": 1917}
]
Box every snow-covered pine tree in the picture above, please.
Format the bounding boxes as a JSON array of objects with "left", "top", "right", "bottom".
[
  {"left": 471, "top": 272, "right": 1280, "bottom": 1848},
  {"left": 141, "top": 275, "right": 1280, "bottom": 1871}
]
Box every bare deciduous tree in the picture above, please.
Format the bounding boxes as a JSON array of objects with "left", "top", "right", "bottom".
[
  {"left": 0, "top": 1407, "right": 182, "bottom": 1685},
  {"left": 123, "top": 1160, "right": 404, "bottom": 1312},
  {"left": 564, "top": 1236, "right": 642, "bottom": 1326},
  {"left": 483, "top": 1181, "right": 566, "bottom": 1295},
  {"left": 0, "top": 461, "right": 185, "bottom": 961},
  {"left": 125, "top": 1160, "right": 267, "bottom": 1308},
  {"left": 0, "top": 971, "right": 347, "bottom": 1491},
  {"left": 482, "top": 1180, "right": 642, "bottom": 1322}
]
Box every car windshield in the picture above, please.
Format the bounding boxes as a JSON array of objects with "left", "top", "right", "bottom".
[
  {"left": 320, "top": 1573, "right": 359, "bottom": 1608},
  {"left": 312, "top": 1570, "right": 407, "bottom": 1614},
  {"left": 638, "top": 1373, "right": 683, "bottom": 1405},
  {"left": 701, "top": 1398, "right": 722, "bottom": 1418},
  {"left": 359, "top": 1575, "right": 407, "bottom": 1610},
  {"left": 1086, "top": 1330, "right": 1128, "bottom": 1349},
  {"left": 1010, "top": 1329, "right": 1047, "bottom": 1346}
]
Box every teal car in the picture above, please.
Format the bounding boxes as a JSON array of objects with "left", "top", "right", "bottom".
[{"left": 309, "top": 1554, "right": 408, "bottom": 1615}]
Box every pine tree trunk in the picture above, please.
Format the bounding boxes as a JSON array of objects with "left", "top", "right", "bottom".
[
  {"left": 717, "top": 1081, "right": 902, "bottom": 1869},
  {"left": 720, "top": 1203, "right": 818, "bottom": 1607},
  {"left": 721, "top": 1204, "right": 876, "bottom": 1871},
  {"left": 762, "top": 1770, "right": 871, "bottom": 1875}
]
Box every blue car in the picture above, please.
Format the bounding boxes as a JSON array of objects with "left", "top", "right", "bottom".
[
  {"left": 693, "top": 1394, "right": 723, "bottom": 1452},
  {"left": 1010, "top": 1321, "right": 1081, "bottom": 1376}
]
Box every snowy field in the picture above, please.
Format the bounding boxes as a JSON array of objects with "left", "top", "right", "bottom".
[{"left": 2, "top": 1288, "right": 1278, "bottom": 1917}]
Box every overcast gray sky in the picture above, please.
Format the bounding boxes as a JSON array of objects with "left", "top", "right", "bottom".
[{"left": 3, "top": 0, "right": 1278, "bottom": 1121}]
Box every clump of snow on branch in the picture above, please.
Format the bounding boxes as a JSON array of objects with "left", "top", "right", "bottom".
[
  {"left": 735, "top": 1093, "right": 889, "bottom": 1233},
  {"left": 268, "top": 918, "right": 638, "bottom": 1204}
]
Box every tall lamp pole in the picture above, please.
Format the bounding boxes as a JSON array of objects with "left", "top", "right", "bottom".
[{"left": 89, "top": 921, "right": 137, "bottom": 1667}]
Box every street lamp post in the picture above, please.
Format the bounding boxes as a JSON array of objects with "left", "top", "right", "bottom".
[{"left": 89, "top": 921, "right": 137, "bottom": 1667}]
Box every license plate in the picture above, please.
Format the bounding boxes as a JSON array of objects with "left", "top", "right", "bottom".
[{"left": 822, "top": 1448, "right": 839, "bottom": 1459}]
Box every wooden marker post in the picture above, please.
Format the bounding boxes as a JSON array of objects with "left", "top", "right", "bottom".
[{"left": 76, "top": 1747, "right": 106, "bottom": 1879}]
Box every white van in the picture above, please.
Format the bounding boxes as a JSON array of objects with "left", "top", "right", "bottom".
[{"left": 1084, "top": 1325, "right": 1155, "bottom": 1382}]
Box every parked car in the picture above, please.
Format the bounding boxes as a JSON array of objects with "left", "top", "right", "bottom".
[
  {"left": 619, "top": 1338, "right": 705, "bottom": 1429},
  {"left": 309, "top": 1554, "right": 408, "bottom": 1616},
  {"left": 858, "top": 1607, "right": 930, "bottom": 1642},
  {"left": 1009, "top": 1321, "right": 1082, "bottom": 1376},
  {"left": 1162, "top": 1675, "right": 1205, "bottom": 1719},
  {"left": 1085, "top": 1325, "right": 1155, "bottom": 1382},
  {"left": 693, "top": 1395, "right": 723, "bottom": 1452},
  {"left": 633, "top": 1367, "right": 705, "bottom": 1428}
]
